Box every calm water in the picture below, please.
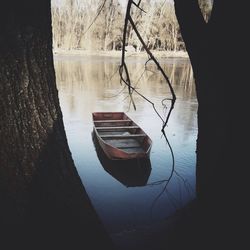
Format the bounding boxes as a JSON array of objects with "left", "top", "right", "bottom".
[{"left": 54, "top": 54, "right": 197, "bottom": 249}]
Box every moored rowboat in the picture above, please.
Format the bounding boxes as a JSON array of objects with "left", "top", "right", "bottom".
[
  {"left": 92, "top": 112, "right": 152, "bottom": 160},
  {"left": 92, "top": 131, "right": 152, "bottom": 187}
]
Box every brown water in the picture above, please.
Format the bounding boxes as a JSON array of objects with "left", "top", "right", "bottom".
[{"left": 54, "top": 54, "right": 197, "bottom": 249}]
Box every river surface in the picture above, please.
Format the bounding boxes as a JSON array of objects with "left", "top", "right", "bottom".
[{"left": 54, "top": 54, "right": 198, "bottom": 249}]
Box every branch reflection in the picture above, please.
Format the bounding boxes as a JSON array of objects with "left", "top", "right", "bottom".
[
  {"left": 92, "top": 131, "right": 152, "bottom": 187},
  {"left": 148, "top": 130, "right": 195, "bottom": 219}
]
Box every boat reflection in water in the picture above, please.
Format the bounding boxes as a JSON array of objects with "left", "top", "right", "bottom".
[{"left": 92, "top": 131, "right": 152, "bottom": 187}]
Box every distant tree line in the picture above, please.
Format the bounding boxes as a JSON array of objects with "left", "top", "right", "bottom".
[{"left": 51, "top": 0, "right": 212, "bottom": 52}]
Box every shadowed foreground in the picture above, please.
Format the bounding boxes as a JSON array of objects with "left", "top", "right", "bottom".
[
  {"left": 0, "top": 121, "right": 115, "bottom": 250},
  {"left": 0, "top": 1, "right": 114, "bottom": 249}
]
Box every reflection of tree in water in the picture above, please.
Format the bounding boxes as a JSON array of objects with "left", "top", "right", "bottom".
[
  {"left": 54, "top": 57, "right": 194, "bottom": 98},
  {"left": 54, "top": 56, "right": 196, "bottom": 122},
  {"left": 145, "top": 131, "right": 195, "bottom": 219}
]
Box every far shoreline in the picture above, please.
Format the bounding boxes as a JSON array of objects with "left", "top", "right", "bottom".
[{"left": 53, "top": 49, "right": 189, "bottom": 59}]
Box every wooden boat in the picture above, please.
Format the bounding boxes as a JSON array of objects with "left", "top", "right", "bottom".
[
  {"left": 92, "top": 132, "right": 152, "bottom": 187},
  {"left": 92, "top": 112, "right": 152, "bottom": 160}
]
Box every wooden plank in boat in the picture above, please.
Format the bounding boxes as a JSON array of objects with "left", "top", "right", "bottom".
[
  {"left": 94, "top": 120, "right": 131, "bottom": 123},
  {"left": 117, "top": 147, "right": 145, "bottom": 153},
  {"left": 104, "top": 139, "right": 141, "bottom": 148},
  {"left": 95, "top": 121, "right": 132, "bottom": 127},
  {"left": 100, "top": 134, "right": 146, "bottom": 139},
  {"left": 96, "top": 126, "right": 139, "bottom": 130},
  {"left": 118, "top": 145, "right": 142, "bottom": 149},
  {"left": 98, "top": 131, "right": 126, "bottom": 136}
]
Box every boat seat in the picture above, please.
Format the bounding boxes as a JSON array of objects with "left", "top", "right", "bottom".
[
  {"left": 94, "top": 120, "right": 131, "bottom": 123},
  {"left": 100, "top": 134, "right": 146, "bottom": 139},
  {"left": 96, "top": 126, "right": 139, "bottom": 130}
]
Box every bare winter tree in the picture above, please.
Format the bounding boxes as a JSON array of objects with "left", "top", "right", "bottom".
[
  {"left": 51, "top": 0, "right": 123, "bottom": 51},
  {"left": 51, "top": 0, "right": 214, "bottom": 52}
]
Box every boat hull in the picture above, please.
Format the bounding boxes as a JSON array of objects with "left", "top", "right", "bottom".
[
  {"left": 92, "top": 112, "right": 152, "bottom": 160},
  {"left": 92, "top": 131, "right": 152, "bottom": 187}
]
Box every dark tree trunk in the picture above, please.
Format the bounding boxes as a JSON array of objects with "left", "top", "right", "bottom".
[
  {"left": 172, "top": 0, "right": 248, "bottom": 248},
  {"left": 0, "top": 1, "right": 114, "bottom": 249}
]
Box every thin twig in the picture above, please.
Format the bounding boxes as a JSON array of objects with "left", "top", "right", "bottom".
[
  {"left": 132, "top": 1, "right": 147, "bottom": 13},
  {"left": 82, "top": 0, "right": 107, "bottom": 36}
]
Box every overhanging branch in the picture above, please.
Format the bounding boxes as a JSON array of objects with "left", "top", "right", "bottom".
[{"left": 119, "top": 0, "right": 176, "bottom": 130}]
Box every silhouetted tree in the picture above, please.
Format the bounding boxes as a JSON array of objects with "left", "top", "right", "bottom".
[
  {"left": 0, "top": 1, "right": 114, "bottom": 249},
  {"left": 173, "top": 0, "right": 247, "bottom": 248}
]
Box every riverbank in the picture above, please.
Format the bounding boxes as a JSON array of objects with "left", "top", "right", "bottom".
[{"left": 53, "top": 49, "right": 189, "bottom": 59}]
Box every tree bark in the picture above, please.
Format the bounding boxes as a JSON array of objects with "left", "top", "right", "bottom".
[
  {"left": 0, "top": 1, "right": 114, "bottom": 249},
  {"left": 173, "top": 0, "right": 248, "bottom": 248}
]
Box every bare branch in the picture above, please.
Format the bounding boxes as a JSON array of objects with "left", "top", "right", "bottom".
[
  {"left": 132, "top": 1, "right": 147, "bottom": 13},
  {"left": 120, "top": 0, "right": 176, "bottom": 130},
  {"left": 119, "top": 3, "right": 179, "bottom": 204},
  {"left": 82, "top": 0, "right": 107, "bottom": 37}
]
